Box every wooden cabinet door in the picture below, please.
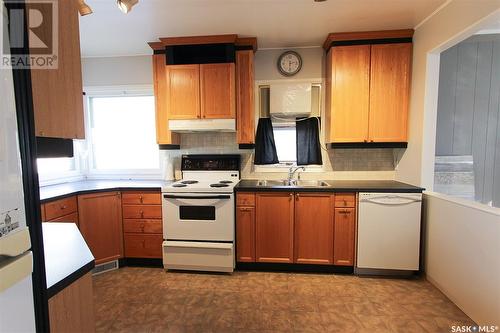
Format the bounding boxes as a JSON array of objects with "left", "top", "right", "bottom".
[
  {"left": 333, "top": 208, "right": 356, "bottom": 266},
  {"left": 255, "top": 193, "right": 294, "bottom": 263},
  {"left": 152, "top": 54, "right": 179, "bottom": 144},
  {"left": 166, "top": 64, "right": 200, "bottom": 119},
  {"left": 294, "top": 193, "right": 334, "bottom": 265},
  {"left": 31, "top": 0, "right": 84, "bottom": 139},
  {"left": 236, "top": 50, "right": 255, "bottom": 143},
  {"left": 368, "top": 43, "right": 412, "bottom": 142},
  {"left": 328, "top": 45, "right": 371, "bottom": 143},
  {"left": 236, "top": 206, "right": 255, "bottom": 262},
  {"left": 200, "top": 63, "right": 235, "bottom": 119},
  {"left": 78, "top": 192, "right": 123, "bottom": 265}
]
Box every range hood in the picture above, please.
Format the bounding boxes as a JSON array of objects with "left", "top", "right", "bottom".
[{"left": 168, "top": 119, "right": 236, "bottom": 132}]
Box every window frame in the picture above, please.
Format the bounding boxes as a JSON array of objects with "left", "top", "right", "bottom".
[
  {"left": 84, "top": 85, "right": 161, "bottom": 179},
  {"left": 253, "top": 79, "right": 325, "bottom": 172}
]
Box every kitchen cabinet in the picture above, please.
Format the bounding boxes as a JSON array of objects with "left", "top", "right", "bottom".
[
  {"left": 166, "top": 63, "right": 235, "bottom": 120},
  {"left": 236, "top": 50, "right": 255, "bottom": 144},
  {"left": 151, "top": 47, "right": 180, "bottom": 145},
  {"left": 30, "top": 0, "right": 85, "bottom": 139},
  {"left": 255, "top": 193, "right": 294, "bottom": 263},
  {"left": 200, "top": 63, "right": 235, "bottom": 119},
  {"left": 294, "top": 193, "right": 334, "bottom": 265},
  {"left": 236, "top": 193, "right": 256, "bottom": 262},
  {"left": 368, "top": 43, "right": 412, "bottom": 142},
  {"left": 41, "top": 196, "right": 79, "bottom": 226},
  {"left": 48, "top": 272, "right": 95, "bottom": 333},
  {"left": 166, "top": 64, "right": 201, "bottom": 119},
  {"left": 122, "top": 191, "right": 163, "bottom": 259},
  {"left": 326, "top": 45, "right": 370, "bottom": 143},
  {"left": 237, "top": 191, "right": 357, "bottom": 267},
  {"left": 324, "top": 30, "right": 413, "bottom": 144},
  {"left": 333, "top": 193, "right": 356, "bottom": 266},
  {"left": 78, "top": 192, "right": 123, "bottom": 265}
]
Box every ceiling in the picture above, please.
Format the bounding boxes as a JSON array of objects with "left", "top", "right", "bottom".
[{"left": 79, "top": 0, "right": 447, "bottom": 58}]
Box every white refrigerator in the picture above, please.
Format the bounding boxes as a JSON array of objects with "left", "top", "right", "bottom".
[{"left": 0, "top": 2, "right": 37, "bottom": 331}]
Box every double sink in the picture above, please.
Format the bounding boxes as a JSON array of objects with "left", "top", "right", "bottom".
[{"left": 256, "top": 179, "right": 331, "bottom": 187}]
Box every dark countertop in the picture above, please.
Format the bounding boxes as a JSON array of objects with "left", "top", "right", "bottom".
[
  {"left": 39, "top": 179, "right": 173, "bottom": 202},
  {"left": 42, "top": 223, "right": 95, "bottom": 298},
  {"left": 235, "top": 179, "right": 424, "bottom": 193}
]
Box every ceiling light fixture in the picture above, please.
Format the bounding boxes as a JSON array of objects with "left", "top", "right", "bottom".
[
  {"left": 117, "top": 0, "right": 139, "bottom": 14},
  {"left": 77, "top": 0, "right": 93, "bottom": 16}
]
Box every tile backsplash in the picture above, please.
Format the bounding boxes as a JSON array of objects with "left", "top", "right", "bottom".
[{"left": 160, "top": 132, "right": 400, "bottom": 180}]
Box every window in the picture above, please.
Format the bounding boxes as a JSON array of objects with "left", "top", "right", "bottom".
[
  {"left": 257, "top": 82, "right": 322, "bottom": 167},
  {"left": 88, "top": 95, "right": 160, "bottom": 173},
  {"left": 273, "top": 126, "right": 296, "bottom": 164},
  {"left": 434, "top": 35, "right": 500, "bottom": 208}
]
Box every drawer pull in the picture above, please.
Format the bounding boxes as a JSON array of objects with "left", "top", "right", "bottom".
[
  {"left": 60, "top": 205, "right": 67, "bottom": 210},
  {"left": 139, "top": 196, "right": 143, "bottom": 203},
  {"left": 239, "top": 207, "right": 252, "bottom": 212},
  {"left": 338, "top": 210, "right": 351, "bottom": 215}
]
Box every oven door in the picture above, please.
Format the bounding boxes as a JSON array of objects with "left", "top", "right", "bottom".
[{"left": 162, "top": 193, "right": 234, "bottom": 242}]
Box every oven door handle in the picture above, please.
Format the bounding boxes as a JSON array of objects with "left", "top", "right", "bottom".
[{"left": 163, "top": 194, "right": 231, "bottom": 200}]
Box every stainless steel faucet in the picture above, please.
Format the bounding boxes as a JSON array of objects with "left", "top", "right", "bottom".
[{"left": 287, "top": 166, "right": 305, "bottom": 184}]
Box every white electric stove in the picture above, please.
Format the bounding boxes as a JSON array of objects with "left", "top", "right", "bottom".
[{"left": 161, "top": 155, "right": 240, "bottom": 273}]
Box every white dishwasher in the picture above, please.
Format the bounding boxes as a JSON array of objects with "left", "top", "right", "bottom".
[{"left": 357, "top": 192, "right": 422, "bottom": 275}]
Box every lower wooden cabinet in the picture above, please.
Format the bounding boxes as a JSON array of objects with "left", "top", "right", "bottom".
[
  {"left": 122, "top": 191, "right": 163, "bottom": 259},
  {"left": 48, "top": 272, "right": 95, "bottom": 333},
  {"left": 78, "top": 192, "right": 123, "bottom": 265},
  {"left": 294, "top": 193, "right": 334, "bottom": 265},
  {"left": 124, "top": 234, "right": 163, "bottom": 258},
  {"left": 236, "top": 191, "right": 357, "bottom": 267},
  {"left": 255, "top": 193, "right": 294, "bottom": 263},
  {"left": 236, "top": 205, "right": 255, "bottom": 262},
  {"left": 333, "top": 207, "right": 356, "bottom": 266}
]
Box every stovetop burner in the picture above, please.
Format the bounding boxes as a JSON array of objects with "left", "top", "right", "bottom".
[
  {"left": 219, "top": 180, "right": 233, "bottom": 184},
  {"left": 181, "top": 180, "right": 199, "bottom": 184},
  {"left": 172, "top": 183, "right": 187, "bottom": 188},
  {"left": 210, "top": 183, "right": 229, "bottom": 188}
]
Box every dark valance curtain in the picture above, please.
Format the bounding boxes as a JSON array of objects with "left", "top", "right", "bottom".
[
  {"left": 254, "top": 118, "right": 279, "bottom": 165},
  {"left": 296, "top": 117, "right": 322, "bottom": 165}
]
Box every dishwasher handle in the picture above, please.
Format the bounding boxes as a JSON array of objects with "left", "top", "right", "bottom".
[{"left": 360, "top": 195, "right": 421, "bottom": 205}]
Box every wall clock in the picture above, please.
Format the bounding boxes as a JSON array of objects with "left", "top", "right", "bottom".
[{"left": 277, "top": 51, "right": 302, "bottom": 76}]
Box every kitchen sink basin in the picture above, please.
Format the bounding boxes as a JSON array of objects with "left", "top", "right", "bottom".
[
  {"left": 255, "top": 180, "right": 331, "bottom": 187},
  {"left": 293, "top": 180, "right": 330, "bottom": 187}
]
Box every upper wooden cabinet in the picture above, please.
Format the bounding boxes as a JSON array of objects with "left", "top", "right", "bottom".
[
  {"left": 151, "top": 50, "right": 180, "bottom": 145},
  {"left": 324, "top": 30, "right": 413, "bottom": 144},
  {"left": 369, "top": 43, "right": 412, "bottom": 142},
  {"left": 166, "top": 64, "right": 201, "bottom": 119},
  {"left": 30, "top": 0, "right": 84, "bottom": 139},
  {"left": 165, "top": 63, "right": 235, "bottom": 120},
  {"left": 326, "top": 45, "right": 370, "bottom": 143},
  {"left": 235, "top": 50, "right": 255, "bottom": 144},
  {"left": 201, "top": 63, "right": 235, "bottom": 119},
  {"left": 148, "top": 35, "right": 256, "bottom": 146}
]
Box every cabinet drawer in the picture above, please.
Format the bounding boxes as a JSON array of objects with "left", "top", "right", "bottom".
[
  {"left": 44, "top": 196, "right": 78, "bottom": 220},
  {"left": 123, "top": 219, "right": 162, "bottom": 234},
  {"left": 334, "top": 194, "right": 356, "bottom": 208},
  {"left": 122, "top": 205, "right": 162, "bottom": 219},
  {"left": 237, "top": 193, "right": 255, "bottom": 206},
  {"left": 122, "top": 192, "right": 161, "bottom": 205},
  {"left": 124, "top": 234, "right": 163, "bottom": 258},
  {"left": 47, "top": 212, "right": 79, "bottom": 226}
]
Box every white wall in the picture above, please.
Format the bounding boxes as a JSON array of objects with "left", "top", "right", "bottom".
[
  {"left": 396, "top": 0, "right": 500, "bottom": 188},
  {"left": 424, "top": 192, "right": 500, "bottom": 326},
  {"left": 82, "top": 56, "right": 153, "bottom": 86}
]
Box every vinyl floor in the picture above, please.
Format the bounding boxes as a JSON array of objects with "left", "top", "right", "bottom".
[{"left": 93, "top": 267, "right": 474, "bottom": 332}]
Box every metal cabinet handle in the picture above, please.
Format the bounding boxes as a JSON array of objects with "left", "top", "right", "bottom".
[
  {"left": 140, "top": 211, "right": 144, "bottom": 218},
  {"left": 338, "top": 210, "right": 351, "bottom": 215},
  {"left": 296, "top": 193, "right": 300, "bottom": 200},
  {"left": 60, "top": 205, "right": 67, "bottom": 210},
  {"left": 239, "top": 207, "right": 252, "bottom": 212},
  {"left": 139, "top": 195, "right": 143, "bottom": 203}
]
